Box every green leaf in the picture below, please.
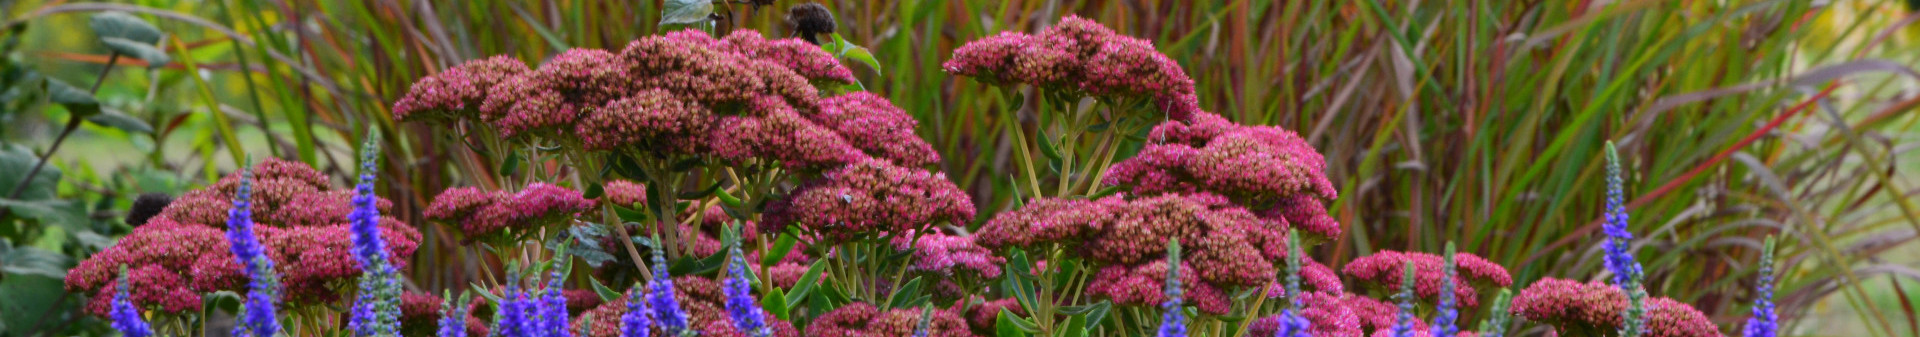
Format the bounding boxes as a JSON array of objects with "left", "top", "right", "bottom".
[
  {"left": 783, "top": 259, "right": 827, "bottom": 311},
  {"left": 89, "top": 12, "right": 163, "bottom": 44},
  {"left": 840, "top": 45, "right": 881, "bottom": 76},
  {"left": 589, "top": 276, "right": 622, "bottom": 302},
  {"left": 85, "top": 108, "right": 153, "bottom": 134},
  {"left": 995, "top": 309, "right": 1037, "bottom": 337},
  {"left": 762, "top": 287, "right": 789, "bottom": 321},
  {"left": 0, "top": 198, "right": 85, "bottom": 228},
  {"left": 761, "top": 232, "right": 799, "bottom": 266},
  {"left": 668, "top": 247, "right": 729, "bottom": 276},
  {"left": 0, "top": 145, "right": 59, "bottom": 200},
  {"left": 658, "top": 0, "right": 714, "bottom": 27},
  {"left": 1060, "top": 313, "right": 1088, "bottom": 337},
  {"left": 45, "top": 78, "right": 99, "bottom": 117},
  {"left": 886, "top": 276, "right": 923, "bottom": 310},
  {"left": 100, "top": 37, "right": 170, "bottom": 66},
  {"left": 0, "top": 243, "right": 71, "bottom": 279}
]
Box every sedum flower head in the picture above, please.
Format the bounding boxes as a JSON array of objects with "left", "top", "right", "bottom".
[
  {"left": 1249, "top": 292, "right": 1361, "bottom": 337},
  {"left": 894, "top": 231, "right": 1004, "bottom": 279},
  {"left": 762, "top": 158, "right": 975, "bottom": 241},
  {"left": 1343, "top": 293, "right": 1427, "bottom": 333},
  {"left": 944, "top": 16, "right": 1202, "bottom": 120},
  {"left": 424, "top": 183, "right": 595, "bottom": 242},
  {"left": 1342, "top": 250, "right": 1512, "bottom": 308},
  {"left": 981, "top": 193, "right": 1288, "bottom": 292},
  {"left": 811, "top": 92, "right": 941, "bottom": 166},
  {"left": 803, "top": 302, "right": 972, "bottom": 337},
  {"left": 392, "top": 56, "right": 530, "bottom": 122},
  {"left": 1511, "top": 278, "right": 1717, "bottom": 337}
]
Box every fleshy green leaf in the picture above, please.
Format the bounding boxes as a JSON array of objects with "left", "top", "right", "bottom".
[
  {"left": 995, "top": 309, "right": 1037, "bottom": 337},
  {"left": 0, "top": 145, "right": 59, "bottom": 200},
  {"left": 783, "top": 259, "right": 827, "bottom": 311},
  {"left": 762, "top": 287, "right": 789, "bottom": 321},
  {"left": 589, "top": 276, "right": 621, "bottom": 302},
  {"left": 886, "top": 276, "right": 922, "bottom": 310},
  {"left": 0, "top": 243, "right": 71, "bottom": 279},
  {"left": 761, "top": 232, "right": 799, "bottom": 266},
  {"left": 46, "top": 78, "right": 99, "bottom": 117},
  {"left": 85, "top": 108, "right": 153, "bottom": 134},
  {"left": 100, "top": 37, "right": 170, "bottom": 66},
  {"left": 658, "top": 0, "right": 714, "bottom": 27},
  {"left": 89, "top": 12, "right": 163, "bottom": 44}
]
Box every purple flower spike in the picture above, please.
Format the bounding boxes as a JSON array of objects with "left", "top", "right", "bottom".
[
  {"left": 108, "top": 268, "right": 154, "bottom": 337},
  {"left": 724, "top": 243, "right": 772, "bottom": 337}
]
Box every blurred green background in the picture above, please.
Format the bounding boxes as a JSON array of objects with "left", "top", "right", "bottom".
[{"left": 1, "top": 0, "right": 1916, "bottom": 336}]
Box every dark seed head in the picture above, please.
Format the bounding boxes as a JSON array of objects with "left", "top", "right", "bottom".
[
  {"left": 126, "top": 192, "right": 173, "bottom": 227},
  {"left": 787, "top": 3, "right": 836, "bottom": 45}
]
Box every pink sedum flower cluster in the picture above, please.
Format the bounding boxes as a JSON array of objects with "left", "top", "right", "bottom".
[
  {"left": 1341, "top": 250, "right": 1513, "bottom": 308},
  {"left": 392, "top": 30, "right": 933, "bottom": 170},
  {"left": 1511, "top": 278, "right": 1719, "bottom": 337},
  {"left": 804, "top": 302, "right": 975, "bottom": 337},
  {"left": 1085, "top": 261, "right": 1232, "bottom": 314},
  {"left": 979, "top": 193, "right": 1315, "bottom": 312},
  {"left": 1105, "top": 112, "right": 1342, "bottom": 241},
  {"left": 423, "top": 183, "right": 596, "bottom": 242},
  {"left": 67, "top": 159, "right": 421, "bottom": 314},
  {"left": 1248, "top": 292, "right": 1365, "bottom": 337},
  {"left": 398, "top": 291, "right": 489, "bottom": 337},
  {"left": 943, "top": 16, "right": 1202, "bottom": 120},
  {"left": 892, "top": 231, "right": 1004, "bottom": 279},
  {"left": 763, "top": 159, "right": 975, "bottom": 241}
]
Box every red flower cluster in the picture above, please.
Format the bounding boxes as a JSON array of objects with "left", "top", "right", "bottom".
[
  {"left": 424, "top": 183, "right": 596, "bottom": 242},
  {"left": 392, "top": 31, "right": 926, "bottom": 170},
  {"left": 804, "top": 302, "right": 975, "bottom": 337},
  {"left": 1343, "top": 294, "right": 1426, "bottom": 333},
  {"left": 1248, "top": 292, "right": 1364, "bottom": 337},
  {"left": 1265, "top": 259, "right": 1346, "bottom": 297},
  {"left": 979, "top": 193, "right": 1298, "bottom": 300},
  {"left": 892, "top": 231, "right": 1004, "bottom": 279},
  {"left": 603, "top": 179, "right": 649, "bottom": 208},
  {"left": 1511, "top": 278, "right": 1719, "bottom": 337},
  {"left": 763, "top": 159, "right": 975, "bottom": 241},
  {"left": 1341, "top": 250, "right": 1513, "bottom": 308},
  {"left": 67, "top": 159, "right": 421, "bottom": 314},
  {"left": 1105, "top": 112, "right": 1342, "bottom": 241},
  {"left": 943, "top": 16, "right": 1202, "bottom": 120},
  {"left": 575, "top": 276, "right": 800, "bottom": 337},
  {"left": 962, "top": 298, "right": 1024, "bottom": 335},
  {"left": 1085, "top": 261, "right": 1232, "bottom": 314}
]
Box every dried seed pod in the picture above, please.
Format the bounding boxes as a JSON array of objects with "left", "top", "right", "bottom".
[{"left": 786, "top": 3, "right": 835, "bottom": 45}]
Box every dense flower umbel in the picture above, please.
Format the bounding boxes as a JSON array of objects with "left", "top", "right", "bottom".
[
  {"left": 424, "top": 183, "right": 596, "bottom": 242},
  {"left": 109, "top": 270, "right": 155, "bottom": 337},
  {"left": 962, "top": 298, "right": 1024, "bottom": 334},
  {"left": 1266, "top": 259, "right": 1345, "bottom": 297},
  {"left": 392, "top": 56, "right": 531, "bottom": 122},
  {"left": 1087, "top": 261, "right": 1232, "bottom": 314},
  {"left": 803, "top": 303, "right": 974, "bottom": 337},
  {"left": 892, "top": 231, "right": 1004, "bottom": 279},
  {"left": 1249, "top": 292, "right": 1363, "bottom": 337},
  {"left": 1105, "top": 112, "right": 1341, "bottom": 241},
  {"left": 68, "top": 159, "right": 421, "bottom": 312},
  {"left": 980, "top": 193, "right": 1290, "bottom": 294},
  {"left": 943, "top": 15, "right": 1203, "bottom": 120},
  {"left": 1343, "top": 294, "right": 1427, "bottom": 333},
  {"left": 393, "top": 30, "right": 922, "bottom": 171},
  {"left": 762, "top": 159, "right": 975, "bottom": 241},
  {"left": 604, "top": 179, "right": 649, "bottom": 208},
  {"left": 1342, "top": 250, "right": 1512, "bottom": 308},
  {"left": 810, "top": 92, "right": 941, "bottom": 166},
  {"left": 1510, "top": 278, "right": 1718, "bottom": 337},
  {"left": 1742, "top": 239, "right": 1777, "bottom": 337}
]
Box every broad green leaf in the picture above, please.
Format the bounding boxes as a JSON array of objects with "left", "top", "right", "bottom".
[
  {"left": 0, "top": 243, "right": 71, "bottom": 279},
  {"left": 85, "top": 108, "right": 153, "bottom": 134},
  {"left": 1060, "top": 313, "right": 1088, "bottom": 337},
  {"left": 783, "top": 259, "right": 827, "bottom": 311},
  {"left": 658, "top": 0, "right": 713, "bottom": 27},
  {"left": 761, "top": 231, "right": 799, "bottom": 266},
  {"left": 762, "top": 287, "right": 789, "bottom": 321},
  {"left": 886, "top": 276, "right": 923, "bottom": 310},
  {"left": 0, "top": 145, "right": 59, "bottom": 200},
  {"left": 89, "top": 12, "right": 163, "bottom": 44},
  {"left": 0, "top": 198, "right": 85, "bottom": 228},
  {"left": 589, "top": 275, "right": 622, "bottom": 302},
  {"left": 0, "top": 275, "right": 67, "bottom": 334},
  {"left": 45, "top": 78, "right": 99, "bottom": 117},
  {"left": 100, "top": 37, "right": 170, "bottom": 66},
  {"left": 995, "top": 308, "right": 1038, "bottom": 337},
  {"left": 841, "top": 45, "right": 881, "bottom": 76}
]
